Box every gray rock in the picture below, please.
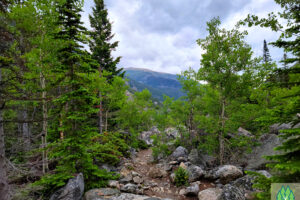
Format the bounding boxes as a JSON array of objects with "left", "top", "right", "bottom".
[
  {"left": 120, "top": 183, "right": 139, "bottom": 194},
  {"left": 198, "top": 188, "right": 222, "bottom": 200},
  {"left": 148, "top": 167, "right": 167, "bottom": 178},
  {"left": 238, "top": 127, "right": 253, "bottom": 137},
  {"left": 188, "top": 149, "right": 202, "bottom": 166},
  {"left": 270, "top": 123, "right": 292, "bottom": 135},
  {"left": 165, "top": 127, "right": 179, "bottom": 140},
  {"left": 184, "top": 182, "right": 199, "bottom": 196},
  {"left": 231, "top": 175, "right": 254, "bottom": 192},
  {"left": 50, "top": 173, "right": 84, "bottom": 200},
  {"left": 84, "top": 188, "right": 120, "bottom": 200},
  {"left": 245, "top": 134, "right": 282, "bottom": 170},
  {"left": 215, "top": 165, "right": 243, "bottom": 184},
  {"left": 257, "top": 170, "right": 272, "bottom": 178},
  {"left": 187, "top": 165, "right": 204, "bottom": 182},
  {"left": 170, "top": 146, "right": 188, "bottom": 161},
  {"left": 139, "top": 126, "right": 160, "bottom": 146},
  {"left": 100, "top": 164, "right": 117, "bottom": 172},
  {"left": 133, "top": 176, "right": 143, "bottom": 184},
  {"left": 108, "top": 180, "right": 120, "bottom": 189},
  {"left": 219, "top": 184, "right": 245, "bottom": 200}
]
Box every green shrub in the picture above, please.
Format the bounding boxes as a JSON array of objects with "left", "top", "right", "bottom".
[
  {"left": 174, "top": 167, "right": 189, "bottom": 187},
  {"left": 151, "top": 134, "right": 172, "bottom": 161},
  {"left": 246, "top": 171, "right": 271, "bottom": 200}
]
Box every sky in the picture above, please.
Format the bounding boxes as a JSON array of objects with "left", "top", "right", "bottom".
[{"left": 82, "top": 0, "right": 284, "bottom": 74}]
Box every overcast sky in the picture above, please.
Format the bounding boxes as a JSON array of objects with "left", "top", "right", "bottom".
[{"left": 82, "top": 0, "right": 283, "bottom": 74}]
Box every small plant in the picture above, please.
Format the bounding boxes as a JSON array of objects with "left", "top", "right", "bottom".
[{"left": 174, "top": 167, "right": 189, "bottom": 187}]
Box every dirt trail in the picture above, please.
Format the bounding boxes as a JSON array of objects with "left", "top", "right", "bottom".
[{"left": 131, "top": 149, "right": 213, "bottom": 200}]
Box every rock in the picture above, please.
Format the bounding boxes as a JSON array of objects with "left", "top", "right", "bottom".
[
  {"left": 165, "top": 127, "right": 179, "bottom": 140},
  {"left": 131, "top": 171, "right": 140, "bottom": 177},
  {"left": 198, "top": 188, "right": 222, "bottom": 200},
  {"left": 270, "top": 123, "right": 292, "bottom": 135},
  {"left": 139, "top": 126, "right": 160, "bottom": 146},
  {"left": 231, "top": 176, "right": 254, "bottom": 192},
  {"left": 148, "top": 167, "right": 167, "bottom": 178},
  {"left": 99, "top": 164, "right": 117, "bottom": 172},
  {"left": 108, "top": 180, "right": 120, "bottom": 189},
  {"left": 245, "top": 134, "right": 282, "bottom": 170},
  {"left": 170, "top": 146, "right": 188, "bottom": 161},
  {"left": 169, "top": 161, "right": 178, "bottom": 165},
  {"left": 170, "top": 173, "right": 175, "bottom": 183},
  {"left": 133, "top": 176, "right": 143, "bottom": 184},
  {"left": 238, "top": 127, "right": 253, "bottom": 137},
  {"left": 187, "top": 165, "right": 204, "bottom": 182},
  {"left": 84, "top": 188, "right": 120, "bottom": 200},
  {"left": 50, "top": 173, "right": 84, "bottom": 200},
  {"left": 215, "top": 165, "right": 243, "bottom": 184},
  {"left": 177, "top": 156, "right": 187, "bottom": 162},
  {"left": 120, "top": 183, "right": 139, "bottom": 194},
  {"left": 257, "top": 170, "right": 272, "bottom": 178},
  {"left": 179, "top": 162, "right": 187, "bottom": 170},
  {"left": 219, "top": 184, "right": 245, "bottom": 200},
  {"left": 188, "top": 149, "right": 202, "bottom": 166},
  {"left": 179, "top": 189, "right": 186, "bottom": 195},
  {"left": 184, "top": 182, "right": 199, "bottom": 196}
]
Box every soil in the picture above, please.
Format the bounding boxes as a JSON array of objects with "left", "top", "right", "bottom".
[{"left": 131, "top": 149, "right": 215, "bottom": 200}]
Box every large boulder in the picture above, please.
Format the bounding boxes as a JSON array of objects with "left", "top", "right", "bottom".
[
  {"left": 215, "top": 165, "right": 243, "bottom": 184},
  {"left": 164, "top": 127, "right": 179, "bottom": 140},
  {"left": 218, "top": 184, "right": 245, "bottom": 200},
  {"left": 84, "top": 188, "right": 120, "bottom": 200},
  {"left": 120, "top": 183, "right": 140, "bottom": 194},
  {"left": 50, "top": 173, "right": 84, "bottom": 200},
  {"left": 187, "top": 165, "right": 204, "bottom": 182},
  {"left": 170, "top": 146, "right": 188, "bottom": 161},
  {"left": 188, "top": 149, "right": 216, "bottom": 168},
  {"left": 270, "top": 123, "right": 292, "bottom": 135},
  {"left": 184, "top": 182, "right": 199, "bottom": 196},
  {"left": 139, "top": 126, "right": 160, "bottom": 146},
  {"left": 231, "top": 175, "right": 254, "bottom": 192},
  {"left": 148, "top": 167, "right": 167, "bottom": 178},
  {"left": 198, "top": 188, "right": 222, "bottom": 200},
  {"left": 238, "top": 127, "right": 253, "bottom": 137},
  {"left": 244, "top": 134, "right": 282, "bottom": 170}
]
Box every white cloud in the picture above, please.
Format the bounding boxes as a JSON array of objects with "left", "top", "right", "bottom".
[{"left": 83, "top": 0, "right": 284, "bottom": 74}]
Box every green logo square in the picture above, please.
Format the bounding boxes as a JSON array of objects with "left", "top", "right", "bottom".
[{"left": 272, "top": 183, "right": 300, "bottom": 200}]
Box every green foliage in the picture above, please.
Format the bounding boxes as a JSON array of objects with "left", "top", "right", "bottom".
[
  {"left": 151, "top": 133, "right": 172, "bottom": 161},
  {"left": 174, "top": 167, "right": 189, "bottom": 187},
  {"left": 246, "top": 171, "right": 271, "bottom": 200}
]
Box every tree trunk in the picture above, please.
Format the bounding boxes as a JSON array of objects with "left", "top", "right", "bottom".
[
  {"left": 219, "top": 98, "right": 225, "bottom": 165},
  {"left": 22, "top": 108, "right": 30, "bottom": 151},
  {"left": 105, "top": 110, "right": 108, "bottom": 132},
  {"left": 0, "top": 70, "right": 9, "bottom": 200},
  {"left": 98, "top": 66, "right": 103, "bottom": 134},
  {"left": 40, "top": 71, "right": 48, "bottom": 173}
]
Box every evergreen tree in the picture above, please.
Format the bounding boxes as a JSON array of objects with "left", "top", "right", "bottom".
[
  {"left": 89, "top": 0, "right": 123, "bottom": 79},
  {"left": 39, "top": 0, "right": 114, "bottom": 194},
  {"left": 263, "top": 39, "right": 271, "bottom": 64}
]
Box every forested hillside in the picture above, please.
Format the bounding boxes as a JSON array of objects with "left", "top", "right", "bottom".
[
  {"left": 125, "top": 68, "right": 184, "bottom": 101},
  {"left": 0, "top": 0, "right": 299, "bottom": 200}
]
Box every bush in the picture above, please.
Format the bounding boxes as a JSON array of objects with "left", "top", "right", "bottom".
[
  {"left": 151, "top": 134, "right": 172, "bottom": 161},
  {"left": 174, "top": 167, "right": 189, "bottom": 187},
  {"left": 246, "top": 171, "right": 271, "bottom": 200}
]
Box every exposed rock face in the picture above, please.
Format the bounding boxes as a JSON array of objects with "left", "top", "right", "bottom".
[
  {"left": 257, "top": 170, "right": 272, "bottom": 178},
  {"left": 170, "top": 146, "right": 188, "bottom": 161},
  {"left": 188, "top": 149, "right": 216, "bottom": 168},
  {"left": 120, "top": 183, "right": 140, "bottom": 194},
  {"left": 219, "top": 184, "right": 245, "bottom": 200},
  {"left": 238, "top": 127, "right": 253, "bottom": 137},
  {"left": 148, "top": 167, "right": 167, "bottom": 178},
  {"left": 184, "top": 182, "right": 199, "bottom": 196},
  {"left": 215, "top": 165, "right": 243, "bottom": 184},
  {"left": 245, "top": 134, "right": 282, "bottom": 170},
  {"left": 84, "top": 189, "right": 171, "bottom": 200},
  {"left": 139, "top": 126, "right": 160, "bottom": 146},
  {"left": 270, "top": 123, "right": 292, "bottom": 135},
  {"left": 187, "top": 165, "right": 204, "bottom": 182},
  {"left": 50, "top": 173, "right": 84, "bottom": 200},
  {"left": 164, "top": 127, "right": 179, "bottom": 140},
  {"left": 84, "top": 188, "right": 120, "bottom": 200},
  {"left": 198, "top": 188, "right": 222, "bottom": 200},
  {"left": 231, "top": 175, "right": 254, "bottom": 192}
]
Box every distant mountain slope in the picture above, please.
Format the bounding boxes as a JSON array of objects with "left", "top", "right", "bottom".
[{"left": 125, "top": 68, "right": 184, "bottom": 101}]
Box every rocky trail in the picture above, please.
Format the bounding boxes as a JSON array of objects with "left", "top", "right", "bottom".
[{"left": 131, "top": 149, "right": 212, "bottom": 200}]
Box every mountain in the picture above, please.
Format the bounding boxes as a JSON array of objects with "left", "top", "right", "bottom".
[{"left": 125, "top": 68, "right": 184, "bottom": 101}]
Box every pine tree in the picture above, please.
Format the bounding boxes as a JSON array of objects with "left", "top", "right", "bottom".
[
  {"left": 89, "top": 0, "right": 123, "bottom": 79},
  {"left": 39, "top": 0, "right": 114, "bottom": 194},
  {"left": 89, "top": 0, "right": 123, "bottom": 133},
  {"left": 263, "top": 39, "right": 271, "bottom": 64}
]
